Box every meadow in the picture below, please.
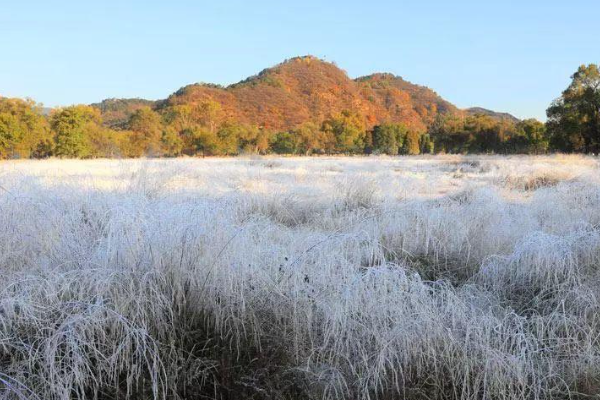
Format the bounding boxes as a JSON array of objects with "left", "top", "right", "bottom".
[{"left": 1, "top": 155, "right": 600, "bottom": 400}]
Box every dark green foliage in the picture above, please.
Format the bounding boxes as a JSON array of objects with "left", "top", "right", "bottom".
[
  {"left": 420, "top": 133, "right": 434, "bottom": 154},
  {"left": 51, "top": 105, "right": 101, "bottom": 158},
  {"left": 518, "top": 119, "right": 548, "bottom": 154},
  {"left": 547, "top": 64, "right": 600, "bottom": 153},
  {"left": 271, "top": 131, "right": 300, "bottom": 154},
  {"left": 428, "top": 114, "right": 545, "bottom": 154},
  {"left": 371, "top": 123, "right": 408, "bottom": 155}
]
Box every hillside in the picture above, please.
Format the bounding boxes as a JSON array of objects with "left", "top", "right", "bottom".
[
  {"left": 466, "top": 107, "right": 520, "bottom": 123},
  {"left": 92, "top": 98, "right": 158, "bottom": 128},
  {"left": 157, "top": 56, "right": 516, "bottom": 132},
  {"left": 354, "top": 73, "right": 459, "bottom": 129},
  {"left": 89, "top": 56, "right": 517, "bottom": 132}
]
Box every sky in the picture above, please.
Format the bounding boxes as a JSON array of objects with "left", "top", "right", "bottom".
[{"left": 0, "top": 0, "right": 598, "bottom": 120}]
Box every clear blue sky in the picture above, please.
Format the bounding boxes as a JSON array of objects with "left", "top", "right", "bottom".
[{"left": 1, "top": 0, "right": 598, "bottom": 120}]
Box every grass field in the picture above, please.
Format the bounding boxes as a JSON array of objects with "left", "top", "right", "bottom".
[{"left": 1, "top": 155, "right": 600, "bottom": 400}]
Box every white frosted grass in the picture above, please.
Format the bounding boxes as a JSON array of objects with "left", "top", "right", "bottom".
[{"left": 1, "top": 155, "right": 600, "bottom": 399}]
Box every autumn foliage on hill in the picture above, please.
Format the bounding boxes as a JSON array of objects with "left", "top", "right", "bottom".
[
  {"left": 1, "top": 58, "right": 597, "bottom": 158},
  {"left": 92, "top": 98, "right": 157, "bottom": 129},
  {"left": 165, "top": 56, "right": 457, "bottom": 132}
]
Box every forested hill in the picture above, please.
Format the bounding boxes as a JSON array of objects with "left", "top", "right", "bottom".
[
  {"left": 91, "top": 98, "right": 158, "bottom": 129},
  {"left": 18, "top": 57, "right": 600, "bottom": 159},
  {"left": 465, "top": 107, "right": 520, "bottom": 123},
  {"left": 92, "top": 56, "right": 515, "bottom": 131}
]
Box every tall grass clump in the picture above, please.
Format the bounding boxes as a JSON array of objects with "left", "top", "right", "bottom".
[{"left": 1, "top": 155, "right": 600, "bottom": 400}]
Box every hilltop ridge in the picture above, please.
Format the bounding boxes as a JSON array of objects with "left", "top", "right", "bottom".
[{"left": 92, "top": 56, "right": 517, "bottom": 131}]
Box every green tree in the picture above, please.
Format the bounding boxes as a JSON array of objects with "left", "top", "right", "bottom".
[
  {"left": 195, "top": 100, "right": 222, "bottom": 133},
  {"left": 87, "top": 125, "right": 122, "bottom": 158},
  {"left": 429, "top": 114, "right": 517, "bottom": 154},
  {"left": 402, "top": 130, "right": 422, "bottom": 155},
  {"left": 294, "top": 122, "right": 329, "bottom": 154},
  {"left": 0, "top": 98, "right": 50, "bottom": 159},
  {"left": 162, "top": 105, "right": 196, "bottom": 154},
  {"left": 517, "top": 119, "right": 548, "bottom": 154},
  {"left": 428, "top": 114, "right": 469, "bottom": 153},
  {"left": 162, "top": 105, "right": 195, "bottom": 133},
  {"left": 127, "top": 107, "right": 163, "bottom": 156},
  {"left": 420, "top": 133, "right": 434, "bottom": 154},
  {"left": 51, "top": 105, "right": 101, "bottom": 158},
  {"left": 271, "top": 122, "right": 332, "bottom": 155},
  {"left": 271, "top": 131, "right": 299, "bottom": 154},
  {"left": 236, "top": 124, "right": 270, "bottom": 154},
  {"left": 371, "top": 123, "right": 408, "bottom": 155},
  {"left": 464, "top": 114, "right": 516, "bottom": 153},
  {"left": 547, "top": 64, "right": 600, "bottom": 153},
  {"left": 216, "top": 123, "right": 241, "bottom": 155},
  {"left": 321, "top": 110, "right": 366, "bottom": 153},
  {"left": 161, "top": 101, "right": 226, "bottom": 155},
  {"left": 161, "top": 127, "right": 184, "bottom": 157},
  {"left": 191, "top": 127, "right": 219, "bottom": 156}
]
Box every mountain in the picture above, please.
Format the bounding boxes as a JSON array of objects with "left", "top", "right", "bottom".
[
  {"left": 93, "top": 56, "right": 516, "bottom": 131},
  {"left": 466, "top": 107, "right": 520, "bottom": 123},
  {"left": 354, "top": 73, "right": 459, "bottom": 129},
  {"left": 162, "top": 56, "right": 459, "bottom": 131},
  {"left": 92, "top": 98, "right": 157, "bottom": 128}
]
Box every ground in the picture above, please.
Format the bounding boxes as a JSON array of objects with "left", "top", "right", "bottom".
[{"left": 1, "top": 155, "right": 600, "bottom": 400}]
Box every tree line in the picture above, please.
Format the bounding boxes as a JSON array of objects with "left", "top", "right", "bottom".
[{"left": 0, "top": 64, "right": 598, "bottom": 159}]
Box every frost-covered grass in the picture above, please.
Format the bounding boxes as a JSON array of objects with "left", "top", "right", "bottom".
[{"left": 1, "top": 154, "right": 600, "bottom": 400}]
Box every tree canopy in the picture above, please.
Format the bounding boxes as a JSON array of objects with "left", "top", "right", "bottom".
[
  {"left": 0, "top": 98, "right": 51, "bottom": 159},
  {"left": 51, "top": 106, "right": 101, "bottom": 158},
  {"left": 547, "top": 64, "right": 600, "bottom": 153}
]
